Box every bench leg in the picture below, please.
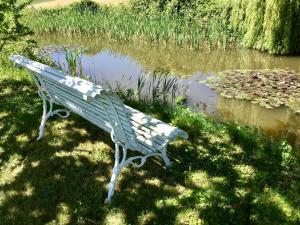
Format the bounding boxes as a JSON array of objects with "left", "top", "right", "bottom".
[
  {"left": 37, "top": 98, "right": 52, "bottom": 141},
  {"left": 161, "top": 147, "right": 171, "bottom": 168},
  {"left": 37, "top": 98, "right": 71, "bottom": 141},
  {"left": 104, "top": 143, "right": 172, "bottom": 203},
  {"left": 105, "top": 143, "right": 121, "bottom": 204}
]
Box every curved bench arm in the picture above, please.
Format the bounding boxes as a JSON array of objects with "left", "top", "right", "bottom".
[
  {"left": 33, "top": 74, "right": 71, "bottom": 140},
  {"left": 105, "top": 139, "right": 171, "bottom": 204}
]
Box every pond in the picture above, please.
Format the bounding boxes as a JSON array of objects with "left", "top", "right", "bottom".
[{"left": 36, "top": 34, "right": 300, "bottom": 147}]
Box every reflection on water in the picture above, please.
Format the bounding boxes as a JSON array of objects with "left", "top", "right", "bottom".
[
  {"left": 42, "top": 41, "right": 218, "bottom": 113},
  {"left": 36, "top": 34, "right": 300, "bottom": 76},
  {"left": 36, "top": 34, "right": 300, "bottom": 147},
  {"left": 218, "top": 97, "right": 300, "bottom": 147}
]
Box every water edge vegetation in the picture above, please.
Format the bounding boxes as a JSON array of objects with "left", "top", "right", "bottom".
[{"left": 26, "top": 0, "right": 300, "bottom": 54}]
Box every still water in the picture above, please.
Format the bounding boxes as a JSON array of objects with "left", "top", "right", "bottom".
[{"left": 36, "top": 34, "right": 300, "bottom": 146}]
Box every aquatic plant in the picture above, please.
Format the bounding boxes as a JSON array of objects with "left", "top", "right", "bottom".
[
  {"left": 204, "top": 69, "right": 300, "bottom": 113},
  {"left": 146, "top": 69, "right": 181, "bottom": 106},
  {"left": 160, "top": 70, "right": 180, "bottom": 105},
  {"left": 63, "top": 47, "right": 83, "bottom": 77},
  {"left": 149, "top": 71, "right": 163, "bottom": 104},
  {"left": 136, "top": 75, "right": 147, "bottom": 101},
  {"left": 97, "top": 68, "right": 183, "bottom": 108}
]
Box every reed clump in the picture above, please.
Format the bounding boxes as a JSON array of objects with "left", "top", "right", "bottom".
[
  {"left": 64, "top": 47, "right": 84, "bottom": 77},
  {"left": 57, "top": 48, "right": 182, "bottom": 108},
  {"left": 98, "top": 69, "right": 182, "bottom": 109}
]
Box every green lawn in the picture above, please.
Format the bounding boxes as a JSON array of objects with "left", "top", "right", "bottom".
[{"left": 0, "top": 66, "right": 299, "bottom": 225}]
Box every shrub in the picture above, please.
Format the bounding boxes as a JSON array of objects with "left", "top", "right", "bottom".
[
  {"left": 0, "top": 0, "right": 36, "bottom": 64},
  {"left": 69, "top": 0, "right": 100, "bottom": 13}
]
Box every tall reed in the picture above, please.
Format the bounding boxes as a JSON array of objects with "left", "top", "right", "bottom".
[
  {"left": 27, "top": 0, "right": 300, "bottom": 54},
  {"left": 96, "top": 69, "right": 182, "bottom": 108},
  {"left": 25, "top": 2, "right": 237, "bottom": 50},
  {"left": 62, "top": 47, "right": 84, "bottom": 78}
]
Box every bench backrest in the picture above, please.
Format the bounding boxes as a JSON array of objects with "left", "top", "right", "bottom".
[{"left": 10, "top": 55, "right": 141, "bottom": 151}]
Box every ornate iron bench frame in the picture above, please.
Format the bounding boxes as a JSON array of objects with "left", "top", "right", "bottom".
[{"left": 10, "top": 55, "right": 188, "bottom": 203}]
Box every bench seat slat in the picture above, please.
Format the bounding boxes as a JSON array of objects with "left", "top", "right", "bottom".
[
  {"left": 43, "top": 80, "right": 169, "bottom": 145},
  {"left": 46, "top": 85, "right": 169, "bottom": 151},
  {"left": 10, "top": 55, "right": 109, "bottom": 100},
  {"left": 52, "top": 93, "right": 163, "bottom": 153}
]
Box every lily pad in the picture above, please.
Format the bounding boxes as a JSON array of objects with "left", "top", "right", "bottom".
[{"left": 203, "top": 69, "right": 300, "bottom": 112}]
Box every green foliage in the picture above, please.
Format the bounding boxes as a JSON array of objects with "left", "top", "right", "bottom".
[
  {"left": 64, "top": 47, "right": 84, "bottom": 77},
  {"left": 171, "top": 106, "right": 212, "bottom": 139},
  {"left": 0, "top": 0, "right": 36, "bottom": 63},
  {"left": 130, "top": 0, "right": 300, "bottom": 54},
  {"left": 24, "top": 0, "right": 300, "bottom": 54},
  {"left": 69, "top": 0, "right": 100, "bottom": 13},
  {"left": 130, "top": 0, "right": 221, "bottom": 17},
  {"left": 26, "top": 2, "right": 239, "bottom": 50},
  {"left": 229, "top": 0, "right": 300, "bottom": 54}
]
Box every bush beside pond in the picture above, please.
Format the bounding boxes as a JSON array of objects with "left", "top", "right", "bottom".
[{"left": 0, "top": 0, "right": 36, "bottom": 64}]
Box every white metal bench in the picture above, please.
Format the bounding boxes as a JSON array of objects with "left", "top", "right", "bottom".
[{"left": 10, "top": 55, "right": 188, "bottom": 203}]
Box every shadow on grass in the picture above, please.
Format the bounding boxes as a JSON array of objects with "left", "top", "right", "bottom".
[{"left": 0, "top": 76, "right": 299, "bottom": 225}]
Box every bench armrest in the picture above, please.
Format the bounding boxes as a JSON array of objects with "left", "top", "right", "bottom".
[{"left": 10, "top": 55, "right": 110, "bottom": 101}]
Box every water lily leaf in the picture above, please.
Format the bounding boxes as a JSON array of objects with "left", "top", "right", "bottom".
[{"left": 203, "top": 69, "right": 300, "bottom": 112}]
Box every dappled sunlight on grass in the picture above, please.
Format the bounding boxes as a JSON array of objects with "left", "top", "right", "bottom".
[
  {"left": 233, "top": 164, "right": 256, "bottom": 183},
  {"left": 21, "top": 182, "right": 35, "bottom": 197},
  {"left": 0, "top": 154, "right": 24, "bottom": 186},
  {"left": 186, "top": 171, "right": 210, "bottom": 189},
  {"left": 137, "top": 211, "right": 156, "bottom": 225},
  {"left": 54, "top": 202, "right": 72, "bottom": 225},
  {"left": 105, "top": 209, "right": 126, "bottom": 225},
  {"left": 175, "top": 209, "right": 203, "bottom": 225}
]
